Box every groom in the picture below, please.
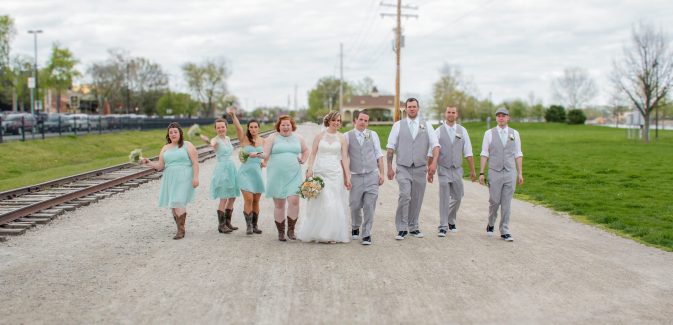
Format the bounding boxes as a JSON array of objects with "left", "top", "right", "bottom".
[
  {"left": 386, "top": 98, "right": 440, "bottom": 240},
  {"left": 345, "top": 110, "right": 385, "bottom": 245}
]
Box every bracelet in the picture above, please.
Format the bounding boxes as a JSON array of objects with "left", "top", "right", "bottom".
[{"left": 479, "top": 172, "right": 484, "bottom": 175}]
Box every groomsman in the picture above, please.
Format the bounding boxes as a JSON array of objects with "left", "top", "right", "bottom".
[
  {"left": 387, "top": 98, "right": 440, "bottom": 240},
  {"left": 479, "top": 107, "right": 524, "bottom": 242},
  {"left": 434, "top": 106, "right": 476, "bottom": 237},
  {"left": 345, "top": 110, "right": 385, "bottom": 245}
]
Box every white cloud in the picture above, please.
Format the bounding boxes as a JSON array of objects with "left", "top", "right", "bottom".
[{"left": 4, "top": 0, "right": 673, "bottom": 110}]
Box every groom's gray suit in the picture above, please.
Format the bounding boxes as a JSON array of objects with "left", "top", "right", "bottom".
[{"left": 346, "top": 129, "right": 382, "bottom": 239}]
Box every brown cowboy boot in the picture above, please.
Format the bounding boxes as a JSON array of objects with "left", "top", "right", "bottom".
[
  {"left": 274, "top": 220, "right": 287, "bottom": 241},
  {"left": 217, "top": 210, "right": 232, "bottom": 234},
  {"left": 287, "top": 217, "right": 297, "bottom": 240},
  {"left": 251, "top": 212, "right": 263, "bottom": 234},
  {"left": 244, "top": 212, "right": 253, "bottom": 235},
  {"left": 174, "top": 213, "right": 186, "bottom": 240},
  {"left": 224, "top": 208, "right": 238, "bottom": 230}
]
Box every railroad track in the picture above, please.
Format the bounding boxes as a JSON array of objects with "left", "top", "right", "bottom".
[{"left": 0, "top": 131, "right": 274, "bottom": 242}]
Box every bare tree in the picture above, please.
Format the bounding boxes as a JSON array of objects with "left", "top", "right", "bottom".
[
  {"left": 612, "top": 22, "right": 673, "bottom": 143},
  {"left": 551, "top": 67, "right": 598, "bottom": 110},
  {"left": 181, "top": 58, "right": 229, "bottom": 117}
]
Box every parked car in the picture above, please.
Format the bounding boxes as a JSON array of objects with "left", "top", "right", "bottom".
[
  {"left": 43, "top": 114, "right": 71, "bottom": 132},
  {"left": 1, "top": 113, "right": 36, "bottom": 135},
  {"left": 65, "top": 114, "right": 91, "bottom": 131}
]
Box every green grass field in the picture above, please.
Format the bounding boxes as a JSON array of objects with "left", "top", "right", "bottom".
[
  {"left": 0, "top": 124, "right": 272, "bottom": 192},
  {"left": 369, "top": 122, "right": 673, "bottom": 251}
]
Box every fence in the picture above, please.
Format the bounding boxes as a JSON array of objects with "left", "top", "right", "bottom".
[{"left": 0, "top": 115, "right": 247, "bottom": 143}]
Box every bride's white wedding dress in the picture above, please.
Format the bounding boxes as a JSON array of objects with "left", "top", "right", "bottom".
[{"left": 297, "top": 133, "right": 350, "bottom": 243}]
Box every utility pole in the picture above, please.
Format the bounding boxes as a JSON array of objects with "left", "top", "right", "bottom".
[
  {"left": 339, "top": 43, "right": 343, "bottom": 117},
  {"left": 294, "top": 84, "right": 298, "bottom": 110},
  {"left": 381, "top": 1, "right": 417, "bottom": 121}
]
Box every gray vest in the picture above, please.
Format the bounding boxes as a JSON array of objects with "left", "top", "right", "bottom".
[
  {"left": 348, "top": 130, "right": 379, "bottom": 174},
  {"left": 438, "top": 125, "right": 464, "bottom": 168},
  {"left": 488, "top": 127, "right": 516, "bottom": 172},
  {"left": 396, "top": 119, "right": 430, "bottom": 168}
]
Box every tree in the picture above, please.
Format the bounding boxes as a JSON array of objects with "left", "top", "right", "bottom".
[
  {"left": 88, "top": 49, "right": 168, "bottom": 115},
  {"left": 43, "top": 43, "right": 81, "bottom": 114},
  {"left": 181, "top": 59, "right": 230, "bottom": 117},
  {"left": 9, "top": 55, "right": 32, "bottom": 112},
  {"left": 612, "top": 22, "right": 673, "bottom": 143},
  {"left": 545, "top": 105, "right": 566, "bottom": 122},
  {"left": 156, "top": 92, "right": 198, "bottom": 117},
  {"left": 307, "top": 76, "right": 352, "bottom": 121},
  {"left": 504, "top": 99, "right": 529, "bottom": 122},
  {"left": 551, "top": 67, "right": 598, "bottom": 110},
  {"left": 0, "top": 15, "right": 16, "bottom": 110},
  {"left": 353, "top": 76, "right": 376, "bottom": 95},
  {"left": 431, "top": 64, "right": 479, "bottom": 121},
  {"left": 567, "top": 109, "right": 586, "bottom": 124}
]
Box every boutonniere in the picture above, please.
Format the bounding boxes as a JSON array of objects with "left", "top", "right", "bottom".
[
  {"left": 509, "top": 134, "right": 515, "bottom": 141},
  {"left": 364, "top": 130, "right": 371, "bottom": 140},
  {"left": 419, "top": 123, "right": 426, "bottom": 131}
]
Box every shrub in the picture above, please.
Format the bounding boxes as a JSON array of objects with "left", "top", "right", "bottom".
[
  {"left": 567, "top": 109, "right": 587, "bottom": 125},
  {"left": 545, "top": 105, "right": 566, "bottom": 122}
]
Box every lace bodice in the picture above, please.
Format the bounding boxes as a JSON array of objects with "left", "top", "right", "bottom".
[{"left": 316, "top": 133, "right": 342, "bottom": 158}]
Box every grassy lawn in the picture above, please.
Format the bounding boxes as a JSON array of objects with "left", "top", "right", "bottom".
[
  {"left": 369, "top": 122, "right": 673, "bottom": 251},
  {"left": 0, "top": 123, "right": 273, "bottom": 192}
]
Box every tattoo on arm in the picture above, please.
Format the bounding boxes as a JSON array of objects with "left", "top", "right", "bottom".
[{"left": 387, "top": 149, "right": 394, "bottom": 166}]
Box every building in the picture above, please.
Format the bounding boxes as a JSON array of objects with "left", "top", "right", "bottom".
[{"left": 342, "top": 87, "right": 400, "bottom": 123}]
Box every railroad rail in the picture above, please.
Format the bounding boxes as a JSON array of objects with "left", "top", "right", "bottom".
[{"left": 0, "top": 131, "right": 274, "bottom": 241}]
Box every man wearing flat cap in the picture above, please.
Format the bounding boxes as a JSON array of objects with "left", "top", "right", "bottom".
[{"left": 478, "top": 107, "right": 524, "bottom": 242}]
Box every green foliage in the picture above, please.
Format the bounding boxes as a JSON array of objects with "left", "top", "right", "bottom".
[
  {"left": 0, "top": 15, "right": 16, "bottom": 109},
  {"left": 43, "top": 43, "right": 81, "bottom": 92},
  {"left": 156, "top": 92, "right": 198, "bottom": 117},
  {"left": 566, "top": 109, "right": 587, "bottom": 124},
  {"left": 545, "top": 105, "right": 566, "bottom": 122},
  {"left": 307, "top": 76, "right": 352, "bottom": 121},
  {"left": 504, "top": 99, "right": 528, "bottom": 121}
]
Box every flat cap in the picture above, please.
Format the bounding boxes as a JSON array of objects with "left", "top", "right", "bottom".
[{"left": 495, "top": 107, "right": 509, "bottom": 115}]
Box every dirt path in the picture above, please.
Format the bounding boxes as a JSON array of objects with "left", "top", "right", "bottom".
[{"left": 1, "top": 123, "right": 672, "bottom": 324}]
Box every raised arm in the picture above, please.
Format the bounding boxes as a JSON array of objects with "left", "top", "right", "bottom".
[
  {"left": 228, "top": 111, "right": 246, "bottom": 144},
  {"left": 305, "top": 132, "right": 322, "bottom": 178}
]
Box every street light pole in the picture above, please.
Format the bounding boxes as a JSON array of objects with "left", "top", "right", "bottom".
[{"left": 28, "top": 30, "right": 43, "bottom": 116}]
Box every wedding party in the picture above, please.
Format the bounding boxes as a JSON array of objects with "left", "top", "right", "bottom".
[{"left": 141, "top": 99, "right": 524, "bottom": 246}]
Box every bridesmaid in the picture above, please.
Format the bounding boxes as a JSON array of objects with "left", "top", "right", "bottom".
[
  {"left": 142, "top": 122, "right": 199, "bottom": 240},
  {"left": 261, "top": 115, "right": 309, "bottom": 241},
  {"left": 201, "top": 118, "right": 239, "bottom": 234},
  {"left": 230, "top": 107, "right": 265, "bottom": 235}
]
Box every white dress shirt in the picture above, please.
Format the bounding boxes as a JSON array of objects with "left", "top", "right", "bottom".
[
  {"left": 386, "top": 117, "right": 440, "bottom": 157},
  {"left": 479, "top": 126, "right": 523, "bottom": 158},
  {"left": 435, "top": 123, "right": 473, "bottom": 157}
]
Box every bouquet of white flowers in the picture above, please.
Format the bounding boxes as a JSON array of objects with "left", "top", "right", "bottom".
[
  {"left": 187, "top": 124, "right": 203, "bottom": 140},
  {"left": 297, "top": 176, "right": 325, "bottom": 200},
  {"left": 129, "top": 148, "right": 144, "bottom": 164},
  {"left": 239, "top": 150, "right": 250, "bottom": 163}
]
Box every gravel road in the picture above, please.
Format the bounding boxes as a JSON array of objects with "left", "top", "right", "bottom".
[{"left": 1, "top": 123, "right": 672, "bottom": 324}]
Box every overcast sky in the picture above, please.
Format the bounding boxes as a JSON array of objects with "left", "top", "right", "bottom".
[{"left": 5, "top": 0, "right": 673, "bottom": 110}]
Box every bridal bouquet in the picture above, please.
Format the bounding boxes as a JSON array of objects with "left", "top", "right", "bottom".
[
  {"left": 239, "top": 150, "right": 250, "bottom": 163},
  {"left": 128, "top": 148, "right": 144, "bottom": 164},
  {"left": 187, "top": 124, "right": 203, "bottom": 140},
  {"left": 298, "top": 176, "right": 325, "bottom": 200}
]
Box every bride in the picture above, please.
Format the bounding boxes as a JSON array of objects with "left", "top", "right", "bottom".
[{"left": 297, "top": 111, "right": 352, "bottom": 243}]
